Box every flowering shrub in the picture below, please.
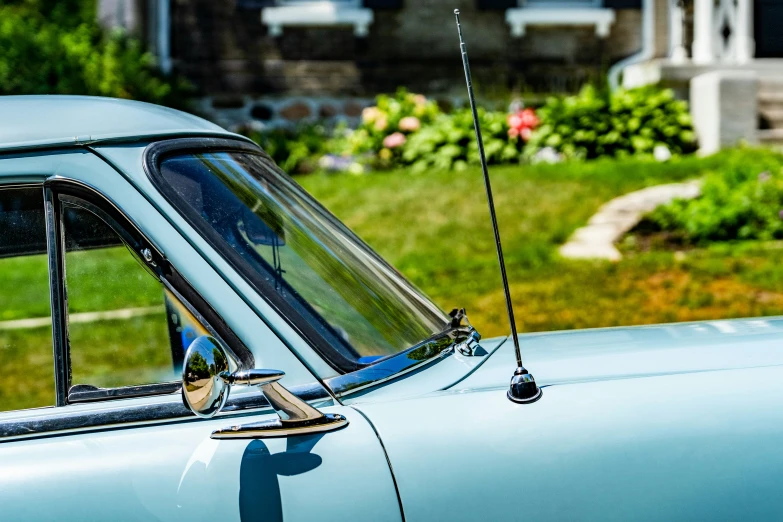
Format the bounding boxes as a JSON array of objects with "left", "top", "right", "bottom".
[
  {"left": 241, "top": 85, "right": 700, "bottom": 175},
  {"left": 525, "top": 85, "right": 697, "bottom": 161},
  {"left": 402, "top": 108, "right": 526, "bottom": 172},
  {"left": 348, "top": 88, "right": 442, "bottom": 167},
  {"left": 648, "top": 149, "right": 783, "bottom": 242}
]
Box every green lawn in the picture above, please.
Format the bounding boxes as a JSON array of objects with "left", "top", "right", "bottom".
[
  {"left": 299, "top": 151, "right": 783, "bottom": 337},
  {"left": 0, "top": 246, "right": 175, "bottom": 412}
]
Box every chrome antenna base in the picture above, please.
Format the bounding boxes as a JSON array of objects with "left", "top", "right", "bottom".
[{"left": 507, "top": 366, "right": 542, "bottom": 404}]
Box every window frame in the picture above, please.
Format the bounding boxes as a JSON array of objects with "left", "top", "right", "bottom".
[{"left": 44, "top": 178, "right": 257, "bottom": 405}]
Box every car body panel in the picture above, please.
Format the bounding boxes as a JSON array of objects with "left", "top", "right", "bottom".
[
  {"left": 359, "top": 363, "right": 783, "bottom": 521},
  {"left": 0, "top": 405, "right": 402, "bottom": 522},
  {"left": 343, "top": 335, "right": 508, "bottom": 404},
  {"left": 456, "top": 317, "right": 783, "bottom": 392},
  {"left": 0, "top": 95, "right": 247, "bottom": 153}
]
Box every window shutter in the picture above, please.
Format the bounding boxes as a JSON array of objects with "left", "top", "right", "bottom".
[
  {"left": 364, "top": 0, "right": 404, "bottom": 9},
  {"left": 603, "top": 0, "right": 642, "bottom": 8},
  {"left": 476, "top": 0, "right": 517, "bottom": 10}
]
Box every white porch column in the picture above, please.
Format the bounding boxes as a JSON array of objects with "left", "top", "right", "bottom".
[
  {"left": 669, "top": 0, "right": 688, "bottom": 63},
  {"left": 692, "top": 0, "right": 715, "bottom": 64},
  {"left": 734, "top": 0, "right": 754, "bottom": 63}
]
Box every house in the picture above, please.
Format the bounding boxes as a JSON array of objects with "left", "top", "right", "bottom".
[{"left": 99, "top": 0, "right": 783, "bottom": 150}]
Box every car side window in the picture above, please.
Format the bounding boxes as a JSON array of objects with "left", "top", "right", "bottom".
[
  {"left": 62, "top": 200, "right": 208, "bottom": 394},
  {"left": 0, "top": 187, "right": 54, "bottom": 412}
]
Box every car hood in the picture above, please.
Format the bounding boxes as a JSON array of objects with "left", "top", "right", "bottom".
[
  {"left": 356, "top": 317, "right": 783, "bottom": 520},
  {"left": 450, "top": 316, "right": 783, "bottom": 393}
]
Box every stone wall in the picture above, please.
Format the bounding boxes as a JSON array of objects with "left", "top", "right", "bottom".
[
  {"left": 171, "top": 0, "right": 643, "bottom": 99},
  {"left": 194, "top": 95, "right": 375, "bottom": 130}
]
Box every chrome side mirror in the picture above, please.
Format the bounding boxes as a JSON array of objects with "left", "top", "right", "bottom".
[
  {"left": 182, "top": 336, "right": 231, "bottom": 418},
  {"left": 182, "top": 336, "right": 348, "bottom": 439}
]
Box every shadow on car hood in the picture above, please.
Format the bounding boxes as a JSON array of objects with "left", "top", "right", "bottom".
[{"left": 451, "top": 316, "right": 783, "bottom": 393}]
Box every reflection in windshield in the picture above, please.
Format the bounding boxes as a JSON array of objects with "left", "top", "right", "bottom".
[{"left": 158, "top": 150, "right": 446, "bottom": 370}]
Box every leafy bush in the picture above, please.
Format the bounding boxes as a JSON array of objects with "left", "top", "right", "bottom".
[
  {"left": 239, "top": 123, "right": 331, "bottom": 174},
  {"left": 0, "top": 0, "right": 187, "bottom": 107},
  {"left": 526, "top": 85, "right": 697, "bottom": 161},
  {"left": 347, "top": 88, "right": 442, "bottom": 162},
  {"left": 648, "top": 149, "right": 783, "bottom": 242},
  {"left": 402, "top": 108, "right": 524, "bottom": 172}
]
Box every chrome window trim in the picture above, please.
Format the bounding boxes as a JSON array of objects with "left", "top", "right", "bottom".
[
  {"left": 325, "top": 325, "right": 474, "bottom": 397},
  {"left": 0, "top": 381, "right": 329, "bottom": 442}
]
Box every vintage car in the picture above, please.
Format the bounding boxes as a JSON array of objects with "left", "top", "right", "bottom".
[{"left": 2, "top": 95, "right": 783, "bottom": 521}]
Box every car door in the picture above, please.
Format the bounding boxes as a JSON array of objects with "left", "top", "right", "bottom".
[{"left": 0, "top": 150, "right": 402, "bottom": 522}]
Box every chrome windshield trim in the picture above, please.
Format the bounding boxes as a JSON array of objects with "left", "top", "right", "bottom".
[{"left": 325, "top": 325, "right": 476, "bottom": 397}]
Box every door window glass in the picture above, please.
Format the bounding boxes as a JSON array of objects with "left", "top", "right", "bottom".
[
  {"left": 63, "top": 202, "right": 207, "bottom": 392},
  {"left": 0, "top": 187, "right": 54, "bottom": 412}
]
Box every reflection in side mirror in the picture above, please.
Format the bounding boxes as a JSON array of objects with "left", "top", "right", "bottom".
[{"left": 182, "top": 336, "right": 230, "bottom": 418}]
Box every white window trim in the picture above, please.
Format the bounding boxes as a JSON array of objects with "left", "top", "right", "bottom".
[
  {"left": 505, "top": 6, "right": 616, "bottom": 38},
  {"left": 262, "top": 1, "right": 374, "bottom": 37}
]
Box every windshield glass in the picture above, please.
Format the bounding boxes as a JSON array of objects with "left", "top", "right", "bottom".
[{"left": 156, "top": 148, "right": 447, "bottom": 371}]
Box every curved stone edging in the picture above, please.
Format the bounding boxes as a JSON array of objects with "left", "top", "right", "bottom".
[{"left": 559, "top": 180, "right": 702, "bottom": 261}]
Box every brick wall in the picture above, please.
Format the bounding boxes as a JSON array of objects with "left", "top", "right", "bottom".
[{"left": 171, "top": 0, "right": 642, "bottom": 98}]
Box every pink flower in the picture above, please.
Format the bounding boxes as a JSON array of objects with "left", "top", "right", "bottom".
[
  {"left": 398, "top": 116, "right": 421, "bottom": 132},
  {"left": 383, "top": 132, "right": 407, "bottom": 149},
  {"left": 508, "top": 108, "right": 539, "bottom": 135},
  {"left": 413, "top": 94, "right": 427, "bottom": 106},
  {"left": 519, "top": 108, "right": 539, "bottom": 128},
  {"left": 508, "top": 127, "right": 520, "bottom": 139},
  {"left": 374, "top": 116, "right": 388, "bottom": 132},
  {"left": 362, "top": 107, "right": 380, "bottom": 123}
]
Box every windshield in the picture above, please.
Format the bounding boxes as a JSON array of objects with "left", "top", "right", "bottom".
[{"left": 154, "top": 147, "right": 447, "bottom": 371}]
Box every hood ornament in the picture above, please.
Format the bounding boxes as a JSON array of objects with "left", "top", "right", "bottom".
[{"left": 454, "top": 9, "right": 541, "bottom": 404}]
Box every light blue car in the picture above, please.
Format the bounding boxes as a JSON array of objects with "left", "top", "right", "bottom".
[{"left": 2, "top": 96, "right": 783, "bottom": 521}]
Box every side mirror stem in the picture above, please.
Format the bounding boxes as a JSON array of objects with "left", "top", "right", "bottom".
[{"left": 182, "top": 336, "right": 348, "bottom": 439}]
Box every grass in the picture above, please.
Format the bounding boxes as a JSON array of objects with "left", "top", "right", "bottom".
[
  {"left": 298, "top": 150, "right": 783, "bottom": 337},
  {"left": 0, "top": 246, "right": 176, "bottom": 412}
]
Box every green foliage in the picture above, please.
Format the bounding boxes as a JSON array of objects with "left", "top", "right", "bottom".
[
  {"left": 402, "top": 109, "right": 522, "bottom": 172},
  {"left": 240, "top": 123, "right": 330, "bottom": 174},
  {"left": 526, "top": 85, "right": 698, "bottom": 160},
  {"left": 649, "top": 149, "right": 783, "bottom": 242},
  {"left": 348, "top": 88, "right": 442, "bottom": 157},
  {"left": 0, "top": 1, "right": 188, "bottom": 107}
]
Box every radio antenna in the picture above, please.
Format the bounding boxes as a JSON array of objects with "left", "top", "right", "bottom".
[{"left": 454, "top": 9, "right": 541, "bottom": 404}]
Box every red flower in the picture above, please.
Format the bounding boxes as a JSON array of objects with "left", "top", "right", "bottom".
[{"left": 507, "top": 108, "right": 539, "bottom": 141}]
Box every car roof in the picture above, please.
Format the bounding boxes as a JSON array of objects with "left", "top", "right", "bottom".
[{"left": 0, "top": 95, "right": 247, "bottom": 153}]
